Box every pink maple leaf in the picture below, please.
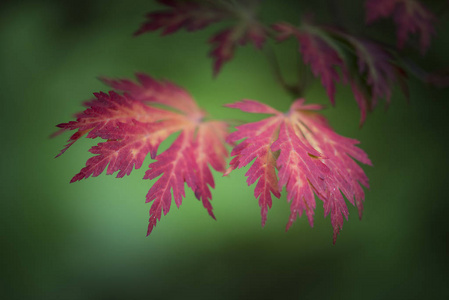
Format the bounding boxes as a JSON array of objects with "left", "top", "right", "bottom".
[
  {"left": 226, "top": 99, "right": 371, "bottom": 243},
  {"left": 273, "top": 22, "right": 346, "bottom": 105},
  {"left": 56, "top": 73, "right": 229, "bottom": 235},
  {"left": 135, "top": 0, "right": 267, "bottom": 75},
  {"left": 365, "top": 0, "right": 436, "bottom": 53}
]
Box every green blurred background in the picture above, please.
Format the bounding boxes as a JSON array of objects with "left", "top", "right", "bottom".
[{"left": 1, "top": 0, "right": 448, "bottom": 299}]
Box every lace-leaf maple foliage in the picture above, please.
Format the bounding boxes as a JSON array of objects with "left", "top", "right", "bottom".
[
  {"left": 272, "top": 20, "right": 410, "bottom": 125},
  {"left": 135, "top": 0, "right": 267, "bottom": 75},
  {"left": 225, "top": 99, "right": 371, "bottom": 243},
  {"left": 365, "top": 0, "right": 436, "bottom": 53},
  {"left": 56, "top": 74, "right": 229, "bottom": 235},
  {"left": 55, "top": 0, "right": 448, "bottom": 242}
]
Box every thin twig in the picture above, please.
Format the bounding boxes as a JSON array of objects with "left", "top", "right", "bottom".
[{"left": 262, "top": 44, "right": 303, "bottom": 99}]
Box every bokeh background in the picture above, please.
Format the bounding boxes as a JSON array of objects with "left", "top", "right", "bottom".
[{"left": 1, "top": 0, "right": 449, "bottom": 299}]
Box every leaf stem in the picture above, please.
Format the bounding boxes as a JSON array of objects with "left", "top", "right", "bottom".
[
  {"left": 296, "top": 49, "right": 308, "bottom": 98},
  {"left": 262, "top": 43, "right": 303, "bottom": 99}
]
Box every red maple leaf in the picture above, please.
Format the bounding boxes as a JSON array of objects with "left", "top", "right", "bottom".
[
  {"left": 347, "top": 38, "right": 396, "bottom": 106},
  {"left": 225, "top": 99, "right": 371, "bottom": 243},
  {"left": 135, "top": 0, "right": 266, "bottom": 75},
  {"left": 273, "top": 20, "right": 409, "bottom": 124},
  {"left": 56, "top": 73, "right": 229, "bottom": 235},
  {"left": 328, "top": 30, "right": 409, "bottom": 124},
  {"left": 273, "top": 21, "right": 346, "bottom": 105},
  {"left": 365, "top": 0, "right": 436, "bottom": 53}
]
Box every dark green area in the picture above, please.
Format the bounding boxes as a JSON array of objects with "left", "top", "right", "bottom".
[{"left": 1, "top": 1, "right": 448, "bottom": 299}]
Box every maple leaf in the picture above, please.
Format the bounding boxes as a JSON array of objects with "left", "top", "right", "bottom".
[
  {"left": 135, "top": 0, "right": 267, "bottom": 75},
  {"left": 134, "top": 0, "right": 226, "bottom": 35},
  {"left": 349, "top": 80, "right": 369, "bottom": 126},
  {"left": 327, "top": 30, "right": 409, "bottom": 123},
  {"left": 365, "top": 0, "right": 436, "bottom": 53},
  {"left": 345, "top": 37, "right": 396, "bottom": 107},
  {"left": 56, "top": 73, "right": 229, "bottom": 235},
  {"left": 273, "top": 21, "right": 346, "bottom": 105},
  {"left": 272, "top": 20, "right": 411, "bottom": 124},
  {"left": 226, "top": 99, "right": 371, "bottom": 243}
]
